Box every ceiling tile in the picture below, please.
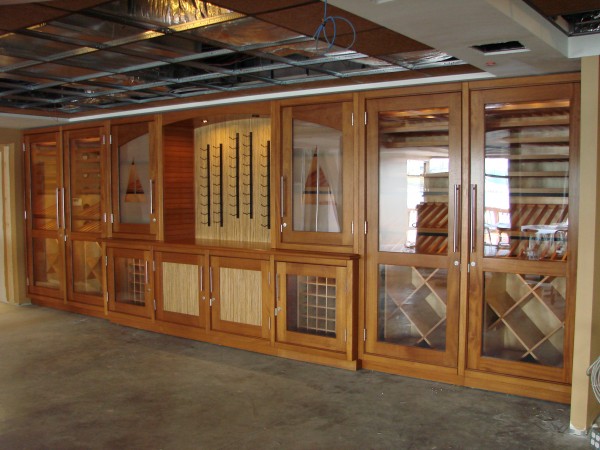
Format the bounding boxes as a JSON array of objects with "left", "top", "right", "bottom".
[{"left": 0, "top": 4, "right": 68, "bottom": 31}]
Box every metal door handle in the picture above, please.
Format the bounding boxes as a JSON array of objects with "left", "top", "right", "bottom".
[
  {"left": 453, "top": 184, "right": 460, "bottom": 253},
  {"left": 470, "top": 184, "right": 477, "bottom": 254}
]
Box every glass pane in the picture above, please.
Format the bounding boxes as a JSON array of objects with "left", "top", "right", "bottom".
[
  {"left": 378, "top": 265, "right": 447, "bottom": 350},
  {"left": 286, "top": 274, "right": 336, "bottom": 338},
  {"left": 482, "top": 271, "right": 565, "bottom": 367},
  {"left": 71, "top": 241, "right": 102, "bottom": 295},
  {"left": 291, "top": 104, "right": 343, "bottom": 233},
  {"left": 483, "top": 100, "right": 570, "bottom": 260},
  {"left": 114, "top": 123, "right": 151, "bottom": 225},
  {"left": 378, "top": 108, "right": 450, "bottom": 253},
  {"left": 114, "top": 256, "right": 146, "bottom": 306},
  {"left": 69, "top": 132, "right": 102, "bottom": 232},
  {"left": 32, "top": 237, "right": 61, "bottom": 289},
  {"left": 30, "top": 136, "right": 59, "bottom": 231}
]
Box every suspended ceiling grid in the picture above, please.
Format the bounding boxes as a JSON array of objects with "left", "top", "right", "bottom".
[{"left": 0, "top": 0, "right": 478, "bottom": 117}]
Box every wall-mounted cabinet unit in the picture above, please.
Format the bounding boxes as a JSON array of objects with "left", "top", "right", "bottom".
[
  {"left": 110, "top": 119, "right": 157, "bottom": 240},
  {"left": 278, "top": 100, "right": 355, "bottom": 250}
]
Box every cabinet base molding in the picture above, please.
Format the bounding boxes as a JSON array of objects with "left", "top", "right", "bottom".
[
  {"left": 31, "top": 296, "right": 106, "bottom": 319},
  {"left": 361, "top": 355, "right": 570, "bottom": 404},
  {"left": 463, "top": 370, "right": 571, "bottom": 404}
]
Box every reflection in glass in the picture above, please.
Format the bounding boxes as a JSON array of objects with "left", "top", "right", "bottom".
[
  {"left": 30, "top": 137, "right": 59, "bottom": 232},
  {"left": 482, "top": 271, "right": 565, "bottom": 367},
  {"left": 483, "top": 100, "right": 570, "bottom": 259},
  {"left": 286, "top": 274, "right": 336, "bottom": 337},
  {"left": 71, "top": 241, "right": 102, "bottom": 295},
  {"left": 292, "top": 115, "right": 343, "bottom": 233},
  {"left": 378, "top": 108, "right": 449, "bottom": 253},
  {"left": 32, "top": 237, "right": 61, "bottom": 289},
  {"left": 114, "top": 257, "right": 146, "bottom": 306},
  {"left": 114, "top": 123, "right": 151, "bottom": 225},
  {"left": 69, "top": 133, "right": 102, "bottom": 233},
  {"left": 378, "top": 264, "right": 447, "bottom": 350}
]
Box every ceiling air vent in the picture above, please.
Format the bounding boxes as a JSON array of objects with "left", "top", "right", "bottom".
[{"left": 471, "top": 41, "right": 529, "bottom": 55}]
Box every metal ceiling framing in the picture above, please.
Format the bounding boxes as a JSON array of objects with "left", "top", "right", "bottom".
[{"left": 0, "top": 0, "right": 471, "bottom": 116}]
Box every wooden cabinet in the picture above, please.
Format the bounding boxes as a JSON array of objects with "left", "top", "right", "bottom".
[
  {"left": 364, "top": 92, "right": 462, "bottom": 368},
  {"left": 25, "top": 131, "right": 65, "bottom": 299},
  {"left": 107, "top": 246, "right": 153, "bottom": 318},
  {"left": 110, "top": 119, "right": 157, "bottom": 239},
  {"left": 278, "top": 100, "right": 354, "bottom": 249},
  {"left": 64, "top": 127, "right": 107, "bottom": 307},
  {"left": 467, "top": 83, "right": 578, "bottom": 384},
  {"left": 155, "top": 251, "right": 205, "bottom": 328},
  {"left": 275, "top": 259, "right": 354, "bottom": 356},
  {"left": 208, "top": 255, "right": 270, "bottom": 339}
]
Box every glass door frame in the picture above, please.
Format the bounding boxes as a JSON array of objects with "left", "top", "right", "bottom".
[
  {"left": 364, "top": 91, "right": 463, "bottom": 368},
  {"left": 466, "top": 83, "right": 579, "bottom": 383}
]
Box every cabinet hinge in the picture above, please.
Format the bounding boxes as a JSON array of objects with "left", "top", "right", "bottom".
[
  {"left": 105, "top": 292, "right": 109, "bottom": 304},
  {"left": 153, "top": 299, "right": 157, "bottom": 311},
  {"left": 24, "top": 210, "right": 27, "bottom": 221},
  {"left": 363, "top": 328, "right": 367, "bottom": 342},
  {"left": 101, "top": 135, "right": 106, "bottom": 145},
  {"left": 110, "top": 213, "right": 114, "bottom": 224},
  {"left": 364, "top": 221, "right": 368, "bottom": 235},
  {"left": 268, "top": 271, "right": 271, "bottom": 286},
  {"left": 351, "top": 112, "right": 354, "bottom": 127},
  {"left": 351, "top": 221, "right": 354, "bottom": 235},
  {"left": 364, "top": 111, "right": 367, "bottom": 125},
  {"left": 103, "top": 213, "right": 107, "bottom": 223},
  {"left": 109, "top": 134, "right": 112, "bottom": 145},
  {"left": 268, "top": 316, "right": 271, "bottom": 330},
  {"left": 152, "top": 260, "right": 156, "bottom": 272},
  {"left": 105, "top": 256, "right": 108, "bottom": 267},
  {"left": 22, "top": 143, "right": 25, "bottom": 152},
  {"left": 26, "top": 277, "right": 29, "bottom": 286},
  {"left": 344, "top": 329, "right": 347, "bottom": 343}
]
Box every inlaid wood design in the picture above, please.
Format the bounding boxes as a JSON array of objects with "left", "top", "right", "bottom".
[
  {"left": 219, "top": 267, "right": 262, "bottom": 326},
  {"left": 162, "top": 262, "right": 199, "bottom": 316}
]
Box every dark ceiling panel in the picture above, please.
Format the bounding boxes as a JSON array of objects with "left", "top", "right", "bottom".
[
  {"left": 0, "top": 4, "right": 69, "bottom": 30},
  {"left": 206, "top": 0, "right": 317, "bottom": 15},
  {"left": 257, "top": 3, "right": 376, "bottom": 39},
  {"left": 525, "top": 0, "right": 600, "bottom": 16},
  {"left": 45, "top": 0, "right": 114, "bottom": 11},
  {"left": 336, "top": 28, "right": 431, "bottom": 57}
]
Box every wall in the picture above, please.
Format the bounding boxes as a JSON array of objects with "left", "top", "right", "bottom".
[
  {"left": 0, "top": 128, "right": 28, "bottom": 304},
  {"left": 571, "top": 56, "right": 600, "bottom": 431}
]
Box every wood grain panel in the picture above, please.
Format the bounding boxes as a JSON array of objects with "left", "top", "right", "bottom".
[
  {"left": 162, "top": 262, "right": 199, "bottom": 316},
  {"left": 219, "top": 267, "right": 262, "bottom": 326},
  {"left": 164, "top": 124, "right": 195, "bottom": 241}
]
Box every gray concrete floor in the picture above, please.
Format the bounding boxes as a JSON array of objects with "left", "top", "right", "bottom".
[{"left": 0, "top": 302, "right": 590, "bottom": 450}]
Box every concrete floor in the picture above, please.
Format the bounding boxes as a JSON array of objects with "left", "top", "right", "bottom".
[{"left": 0, "top": 302, "right": 590, "bottom": 450}]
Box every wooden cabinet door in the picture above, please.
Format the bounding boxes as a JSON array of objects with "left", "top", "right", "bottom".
[
  {"left": 275, "top": 261, "right": 350, "bottom": 353},
  {"left": 155, "top": 251, "right": 205, "bottom": 328},
  {"left": 364, "top": 92, "right": 462, "bottom": 367},
  {"left": 110, "top": 120, "right": 157, "bottom": 239},
  {"left": 107, "top": 247, "right": 153, "bottom": 318},
  {"left": 25, "top": 131, "right": 65, "bottom": 299},
  {"left": 64, "top": 127, "right": 107, "bottom": 306},
  {"left": 208, "top": 256, "right": 269, "bottom": 338},
  {"left": 279, "top": 101, "right": 354, "bottom": 248},
  {"left": 467, "top": 84, "right": 578, "bottom": 383}
]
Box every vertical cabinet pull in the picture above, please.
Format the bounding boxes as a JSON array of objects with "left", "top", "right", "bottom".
[
  {"left": 280, "top": 176, "right": 285, "bottom": 218},
  {"left": 55, "top": 188, "right": 60, "bottom": 229},
  {"left": 209, "top": 266, "right": 213, "bottom": 293},
  {"left": 470, "top": 184, "right": 477, "bottom": 254},
  {"left": 61, "top": 187, "right": 66, "bottom": 229},
  {"left": 200, "top": 266, "right": 203, "bottom": 292},
  {"left": 149, "top": 179, "right": 153, "bottom": 215},
  {"left": 145, "top": 261, "right": 149, "bottom": 284},
  {"left": 453, "top": 184, "right": 460, "bottom": 253},
  {"left": 275, "top": 274, "right": 280, "bottom": 301}
]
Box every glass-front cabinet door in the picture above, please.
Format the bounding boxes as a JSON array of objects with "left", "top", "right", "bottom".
[
  {"left": 64, "top": 127, "right": 106, "bottom": 306},
  {"left": 275, "top": 261, "right": 350, "bottom": 353},
  {"left": 111, "top": 120, "right": 156, "bottom": 238},
  {"left": 25, "top": 131, "right": 65, "bottom": 298},
  {"left": 467, "top": 84, "right": 578, "bottom": 383},
  {"left": 107, "top": 247, "right": 153, "bottom": 318},
  {"left": 279, "top": 101, "right": 353, "bottom": 248},
  {"left": 364, "top": 92, "right": 462, "bottom": 367}
]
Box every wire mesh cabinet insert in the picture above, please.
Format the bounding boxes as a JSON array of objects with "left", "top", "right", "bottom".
[{"left": 275, "top": 261, "right": 352, "bottom": 354}]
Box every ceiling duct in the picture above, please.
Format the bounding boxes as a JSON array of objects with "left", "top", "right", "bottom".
[{"left": 123, "top": 0, "right": 232, "bottom": 26}]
